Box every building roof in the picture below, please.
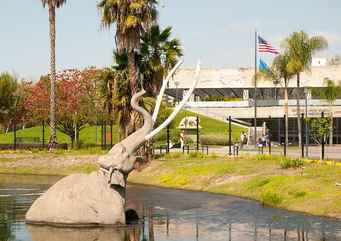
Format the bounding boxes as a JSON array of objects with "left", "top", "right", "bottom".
[{"left": 168, "top": 65, "right": 341, "bottom": 89}]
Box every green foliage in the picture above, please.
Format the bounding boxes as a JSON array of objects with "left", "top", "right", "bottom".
[
  {"left": 140, "top": 25, "right": 183, "bottom": 94},
  {"left": 188, "top": 152, "right": 205, "bottom": 159},
  {"left": 97, "top": 24, "right": 183, "bottom": 138},
  {"left": 98, "top": 0, "right": 158, "bottom": 52},
  {"left": 155, "top": 105, "right": 174, "bottom": 128},
  {"left": 0, "top": 73, "right": 27, "bottom": 125},
  {"left": 260, "top": 53, "right": 295, "bottom": 87},
  {"left": 261, "top": 192, "right": 283, "bottom": 206},
  {"left": 307, "top": 117, "right": 331, "bottom": 144},
  {"left": 200, "top": 135, "right": 230, "bottom": 146},
  {"left": 283, "top": 31, "right": 328, "bottom": 74},
  {"left": 312, "top": 78, "right": 341, "bottom": 104},
  {"left": 280, "top": 158, "right": 304, "bottom": 169}
]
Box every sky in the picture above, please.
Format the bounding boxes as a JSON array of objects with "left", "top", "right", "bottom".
[{"left": 1, "top": 0, "right": 341, "bottom": 80}]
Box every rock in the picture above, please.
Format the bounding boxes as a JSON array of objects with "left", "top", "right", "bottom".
[{"left": 25, "top": 171, "right": 125, "bottom": 226}]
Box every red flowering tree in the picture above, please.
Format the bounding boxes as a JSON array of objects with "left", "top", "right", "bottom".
[{"left": 25, "top": 67, "right": 101, "bottom": 147}]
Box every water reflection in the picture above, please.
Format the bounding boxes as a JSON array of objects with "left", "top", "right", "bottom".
[
  {"left": 0, "top": 175, "right": 340, "bottom": 241},
  {"left": 27, "top": 226, "right": 127, "bottom": 241},
  {"left": 26, "top": 209, "right": 341, "bottom": 241},
  {"left": 0, "top": 202, "right": 15, "bottom": 241}
]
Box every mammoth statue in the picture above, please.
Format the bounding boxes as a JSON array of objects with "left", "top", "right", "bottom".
[{"left": 25, "top": 61, "right": 200, "bottom": 227}]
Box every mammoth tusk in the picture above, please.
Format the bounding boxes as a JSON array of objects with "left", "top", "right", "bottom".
[
  {"left": 145, "top": 60, "right": 201, "bottom": 141},
  {"left": 152, "top": 60, "right": 184, "bottom": 125}
]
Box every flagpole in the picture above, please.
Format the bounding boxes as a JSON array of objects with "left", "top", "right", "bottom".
[{"left": 254, "top": 30, "right": 258, "bottom": 147}]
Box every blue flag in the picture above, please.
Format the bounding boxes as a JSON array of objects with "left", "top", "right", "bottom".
[{"left": 259, "top": 59, "right": 270, "bottom": 72}]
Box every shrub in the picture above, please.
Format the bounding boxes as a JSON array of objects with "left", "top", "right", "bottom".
[
  {"left": 280, "top": 158, "right": 304, "bottom": 169},
  {"left": 189, "top": 152, "right": 205, "bottom": 159},
  {"left": 200, "top": 135, "right": 233, "bottom": 146},
  {"left": 164, "top": 152, "right": 183, "bottom": 159},
  {"left": 154, "top": 129, "right": 181, "bottom": 144},
  {"left": 261, "top": 192, "right": 282, "bottom": 206},
  {"left": 255, "top": 154, "right": 272, "bottom": 161},
  {"left": 184, "top": 136, "right": 194, "bottom": 145}
]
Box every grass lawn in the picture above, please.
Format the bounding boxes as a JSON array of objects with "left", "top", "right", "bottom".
[
  {"left": 129, "top": 153, "right": 341, "bottom": 218},
  {"left": 0, "top": 125, "right": 119, "bottom": 145},
  {"left": 0, "top": 110, "right": 245, "bottom": 147}
]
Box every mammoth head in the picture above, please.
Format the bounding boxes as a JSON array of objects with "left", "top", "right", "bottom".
[
  {"left": 98, "top": 143, "right": 141, "bottom": 188},
  {"left": 98, "top": 143, "right": 129, "bottom": 171}
]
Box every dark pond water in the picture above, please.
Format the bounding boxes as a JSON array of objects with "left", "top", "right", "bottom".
[{"left": 0, "top": 174, "right": 340, "bottom": 241}]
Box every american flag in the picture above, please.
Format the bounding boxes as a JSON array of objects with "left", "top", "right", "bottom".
[{"left": 258, "top": 36, "right": 279, "bottom": 54}]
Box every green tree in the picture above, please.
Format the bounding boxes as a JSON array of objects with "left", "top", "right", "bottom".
[
  {"left": 313, "top": 78, "right": 341, "bottom": 145},
  {"left": 40, "top": 0, "right": 67, "bottom": 149},
  {"left": 98, "top": 67, "right": 116, "bottom": 118},
  {"left": 0, "top": 73, "right": 17, "bottom": 124},
  {"left": 140, "top": 25, "right": 183, "bottom": 94},
  {"left": 97, "top": 25, "right": 183, "bottom": 139},
  {"left": 307, "top": 117, "right": 331, "bottom": 145},
  {"left": 259, "top": 53, "right": 295, "bottom": 147},
  {"left": 283, "top": 31, "right": 328, "bottom": 147},
  {"left": 0, "top": 73, "right": 28, "bottom": 132},
  {"left": 97, "top": 0, "right": 158, "bottom": 95}
]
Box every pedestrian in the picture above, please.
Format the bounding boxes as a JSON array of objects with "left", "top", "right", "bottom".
[
  {"left": 180, "top": 130, "right": 185, "bottom": 149},
  {"left": 261, "top": 134, "right": 267, "bottom": 147},
  {"left": 243, "top": 132, "right": 248, "bottom": 146},
  {"left": 240, "top": 132, "right": 245, "bottom": 149},
  {"left": 257, "top": 137, "right": 263, "bottom": 148}
]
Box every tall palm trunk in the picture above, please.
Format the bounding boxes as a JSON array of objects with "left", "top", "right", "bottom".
[
  {"left": 284, "top": 81, "right": 289, "bottom": 148},
  {"left": 127, "top": 51, "right": 138, "bottom": 135},
  {"left": 48, "top": 5, "right": 57, "bottom": 148},
  {"left": 128, "top": 51, "right": 137, "bottom": 95},
  {"left": 296, "top": 73, "right": 302, "bottom": 147}
]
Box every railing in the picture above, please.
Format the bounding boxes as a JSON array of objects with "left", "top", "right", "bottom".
[{"left": 185, "top": 99, "right": 341, "bottom": 108}]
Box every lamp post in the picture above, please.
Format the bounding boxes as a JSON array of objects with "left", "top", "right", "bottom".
[
  {"left": 304, "top": 88, "right": 309, "bottom": 157},
  {"left": 228, "top": 116, "right": 232, "bottom": 156},
  {"left": 174, "top": 80, "right": 180, "bottom": 105}
]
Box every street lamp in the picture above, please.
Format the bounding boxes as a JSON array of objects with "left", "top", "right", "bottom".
[
  {"left": 174, "top": 80, "right": 180, "bottom": 105},
  {"left": 304, "top": 88, "right": 309, "bottom": 157}
]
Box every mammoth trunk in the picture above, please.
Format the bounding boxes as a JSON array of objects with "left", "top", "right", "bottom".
[{"left": 116, "top": 90, "right": 153, "bottom": 156}]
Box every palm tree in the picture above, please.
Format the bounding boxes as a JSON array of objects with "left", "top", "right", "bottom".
[
  {"left": 260, "top": 53, "right": 295, "bottom": 148},
  {"left": 40, "top": 0, "right": 67, "bottom": 149},
  {"left": 313, "top": 78, "right": 340, "bottom": 145},
  {"left": 98, "top": 68, "right": 116, "bottom": 117},
  {"left": 140, "top": 25, "right": 183, "bottom": 94},
  {"left": 97, "top": 0, "right": 158, "bottom": 95},
  {"left": 97, "top": 24, "right": 183, "bottom": 139},
  {"left": 283, "top": 31, "right": 328, "bottom": 147}
]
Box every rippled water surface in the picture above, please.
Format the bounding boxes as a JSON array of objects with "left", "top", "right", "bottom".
[{"left": 0, "top": 174, "right": 340, "bottom": 241}]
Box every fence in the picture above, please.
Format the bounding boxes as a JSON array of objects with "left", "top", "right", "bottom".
[
  {"left": 152, "top": 116, "right": 212, "bottom": 155},
  {"left": 226, "top": 111, "right": 341, "bottom": 161},
  {"left": 0, "top": 120, "right": 117, "bottom": 150}
]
